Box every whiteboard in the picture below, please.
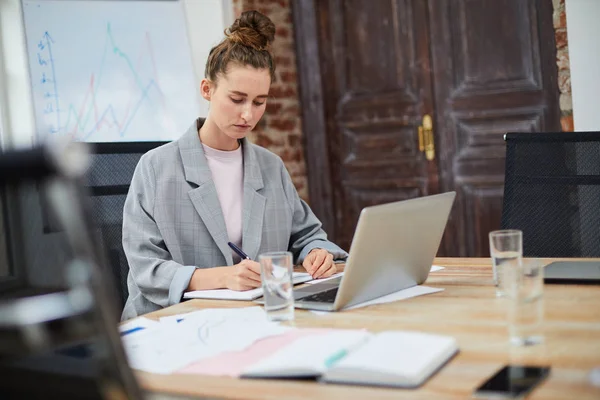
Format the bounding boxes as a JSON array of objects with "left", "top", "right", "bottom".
[{"left": 22, "top": 0, "right": 201, "bottom": 142}]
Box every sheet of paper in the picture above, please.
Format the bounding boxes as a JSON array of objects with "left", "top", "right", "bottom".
[
  {"left": 121, "top": 307, "right": 289, "bottom": 374},
  {"left": 183, "top": 272, "right": 312, "bottom": 300},
  {"left": 159, "top": 310, "right": 206, "bottom": 325},
  {"left": 304, "top": 265, "right": 445, "bottom": 285},
  {"left": 304, "top": 272, "right": 344, "bottom": 284},
  {"left": 344, "top": 286, "right": 444, "bottom": 310},
  {"left": 310, "top": 310, "right": 331, "bottom": 316},
  {"left": 161, "top": 305, "right": 276, "bottom": 324},
  {"left": 121, "top": 323, "right": 198, "bottom": 374},
  {"left": 178, "top": 328, "right": 334, "bottom": 377}
]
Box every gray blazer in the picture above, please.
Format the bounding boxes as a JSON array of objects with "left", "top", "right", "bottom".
[{"left": 121, "top": 119, "right": 348, "bottom": 320}]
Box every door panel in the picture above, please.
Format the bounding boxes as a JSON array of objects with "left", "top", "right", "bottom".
[
  {"left": 342, "top": 0, "right": 418, "bottom": 96},
  {"left": 429, "top": 0, "right": 560, "bottom": 256},
  {"left": 449, "top": 0, "right": 542, "bottom": 96},
  {"left": 315, "top": 0, "right": 437, "bottom": 250}
]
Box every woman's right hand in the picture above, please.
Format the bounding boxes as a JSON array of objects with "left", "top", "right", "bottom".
[{"left": 225, "top": 259, "right": 262, "bottom": 291}]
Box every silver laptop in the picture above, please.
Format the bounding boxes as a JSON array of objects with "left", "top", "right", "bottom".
[
  {"left": 293, "top": 191, "right": 456, "bottom": 311},
  {"left": 544, "top": 261, "right": 600, "bottom": 284}
]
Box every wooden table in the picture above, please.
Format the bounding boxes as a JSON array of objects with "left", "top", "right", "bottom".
[{"left": 136, "top": 258, "right": 600, "bottom": 399}]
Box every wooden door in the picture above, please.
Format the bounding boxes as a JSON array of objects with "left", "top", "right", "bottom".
[
  {"left": 294, "top": 0, "right": 439, "bottom": 251},
  {"left": 428, "top": 0, "right": 560, "bottom": 256},
  {"left": 293, "top": 0, "right": 560, "bottom": 256}
]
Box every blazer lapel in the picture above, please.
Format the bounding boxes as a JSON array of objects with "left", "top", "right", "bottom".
[
  {"left": 178, "top": 119, "right": 233, "bottom": 265},
  {"left": 241, "top": 138, "right": 266, "bottom": 261}
]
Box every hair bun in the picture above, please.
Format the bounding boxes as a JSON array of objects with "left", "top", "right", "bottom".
[{"left": 226, "top": 10, "right": 275, "bottom": 51}]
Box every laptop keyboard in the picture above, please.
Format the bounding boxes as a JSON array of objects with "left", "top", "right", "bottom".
[{"left": 299, "top": 287, "right": 339, "bottom": 303}]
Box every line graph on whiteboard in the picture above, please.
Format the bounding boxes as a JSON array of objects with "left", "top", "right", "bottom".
[{"left": 23, "top": 0, "right": 200, "bottom": 142}]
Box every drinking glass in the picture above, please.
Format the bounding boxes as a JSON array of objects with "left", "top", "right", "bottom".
[
  {"left": 489, "top": 230, "right": 522, "bottom": 297},
  {"left": 505, "top": 260, "right": 545, "bottom": 346},
  {"left": 258, "top": 251, "right": 294, "bottom": 322}
]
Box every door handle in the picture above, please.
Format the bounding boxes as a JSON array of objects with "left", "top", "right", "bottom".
[{"left": 418, "top": 114, "right": 435, "bottom": 161}]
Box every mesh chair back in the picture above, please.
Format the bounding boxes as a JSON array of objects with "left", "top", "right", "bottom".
[
  {"left": 86, "top": 142, "right": 168, "bottom": 307},
  {"left": 501, "top": 132, "right": 600, "bottom": 257}
]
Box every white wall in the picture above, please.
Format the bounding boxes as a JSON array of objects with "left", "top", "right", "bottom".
[
  {"left": 0, "top": 0, "right": 37, "bottom": 148},
  {"left": 184, "top": 0, "right": 233, "bottom": 86},
  {"left": 0, "top": 0, "right": 233, "bottom": 149},
  {"left": 184, "top": 0, "right": 233, "bottom": 117},
  {"left": 565, "top": 0, "right": 600, "bottom": 131}
]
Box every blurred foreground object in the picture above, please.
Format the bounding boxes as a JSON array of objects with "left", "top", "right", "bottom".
[{"left": 0, "top": 139, "right": 143, "bottom": 399}]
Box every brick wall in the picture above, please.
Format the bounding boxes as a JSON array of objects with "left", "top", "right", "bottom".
[
  {"left": 232, "top": 0, "right": 308, "bottom": 201},
  {"left": 553, "top": 0, "right": 574, "bottom": 131}
]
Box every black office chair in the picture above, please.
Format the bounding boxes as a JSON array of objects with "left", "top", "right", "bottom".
[
  {"left": 501, "top": 132, "right": 600, "bottom": 257},
  {"left": 86, "top": 142, "right": 168, "bottom": 308}
]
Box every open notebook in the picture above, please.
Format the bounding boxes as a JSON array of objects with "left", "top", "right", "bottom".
[
  {"left": 183, "top": 272, "right": 313, "bottom": 301},
  {"left": 241, "top": 330, "right": 459, "bottom": 388}
]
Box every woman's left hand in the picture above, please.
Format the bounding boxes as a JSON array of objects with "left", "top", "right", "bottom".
[{"left": 303, "top": 248, "right": 337, "bottom": 279}]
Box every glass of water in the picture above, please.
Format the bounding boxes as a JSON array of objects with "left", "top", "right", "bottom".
[
  {"left": 489, "top": 230, "right": 522, "bottom": 297},
  {"left": 258, "top": 251, "right": 294, "bottom": 322},
  {"left": 505, "top": 260, "right": 544, "bottom": 346}
]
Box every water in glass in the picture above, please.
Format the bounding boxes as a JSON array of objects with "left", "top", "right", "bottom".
[
  {"left": 507, "top": 263, "right": 544, "bottom": 346},
  {"left": 260, "top": 252, "right": 294, "bottom": 322},
  {"left": 491, "top": 250, "right": 521, "bottom": 297}
]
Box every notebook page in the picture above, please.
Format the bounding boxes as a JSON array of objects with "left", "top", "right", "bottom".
[
  {"left": 183, "top": 272, "right": 312, "bottom": 300},
  {"left": 242, "top": 330, "right": 370, "bottom": 378},
  {"left": 324, "top": 331, "right": 458, "bottom": 386},
  {"left": 183, "top": 287, "right": 263, "bottom": 301}
]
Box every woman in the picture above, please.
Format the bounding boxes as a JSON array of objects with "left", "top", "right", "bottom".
[{"left": 121, "top": 11, "right": 347, "bottom": 320}]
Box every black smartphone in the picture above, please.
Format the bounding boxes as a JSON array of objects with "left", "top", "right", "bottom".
[{"left": 473, "top": 365, "right": 551, "bottom": 399}]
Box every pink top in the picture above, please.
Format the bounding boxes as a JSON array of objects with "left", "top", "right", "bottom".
[{"left": 202, "top": 142, "right": 244, "bottom": 263}]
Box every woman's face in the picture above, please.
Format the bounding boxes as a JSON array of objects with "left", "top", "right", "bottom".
[{"left": 203, "top": 64, "right": 271, "bottom": 141}]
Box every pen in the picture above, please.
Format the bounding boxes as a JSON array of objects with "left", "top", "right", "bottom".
[
  {"left": 323, "top": 334, "right": 370, "bottom": 368},
  {"left": 228, "top": 242, "right": 250, "bottom": 260},
  {"left": 324, "top": 349, "right": 348, "bottom": 368}
]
